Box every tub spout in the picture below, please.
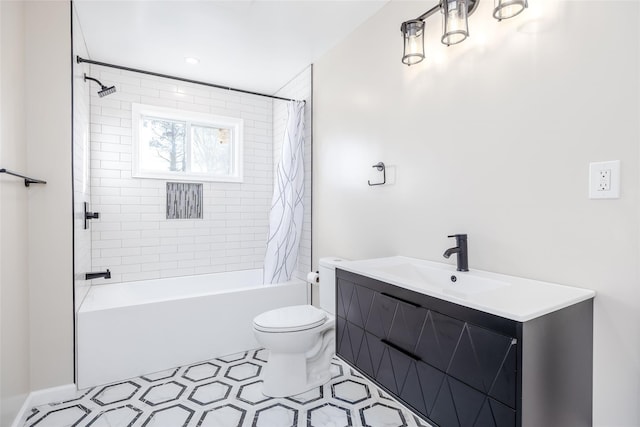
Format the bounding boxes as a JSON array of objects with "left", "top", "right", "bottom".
[{"left": 85, "top": 269, "right": 111, "bottom": 280}]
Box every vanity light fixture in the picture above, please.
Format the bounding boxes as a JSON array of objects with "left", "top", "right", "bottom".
[
  {"left": 441, "top": 0, "right": 469, "bottom": 46},
  {"left": 401, "top": 0, "right": 527, "bottom": 65},
  {"left": 401, "top": 19, "right": 426, "bottom": 65}
]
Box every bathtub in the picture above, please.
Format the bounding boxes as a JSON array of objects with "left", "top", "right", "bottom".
[{"left": 77, "top": 269, "right": 308, "bottom": 389}]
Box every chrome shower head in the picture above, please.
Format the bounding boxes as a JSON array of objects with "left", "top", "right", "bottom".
[{"left": 84, "top": 73, "right": 116, "bottom": 97}]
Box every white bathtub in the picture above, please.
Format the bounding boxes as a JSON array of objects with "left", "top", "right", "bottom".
[{"left": 77, "top": 269, "right": 308, "bottom": 389}]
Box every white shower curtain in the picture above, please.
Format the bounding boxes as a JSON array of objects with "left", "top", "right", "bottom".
[{"left": 263, "top": 101, "right": 305, "bottom": 284}]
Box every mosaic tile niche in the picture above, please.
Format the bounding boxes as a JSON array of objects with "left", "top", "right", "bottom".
[{"left": 166, "top": 182, "right": 203, "bottom": 219}]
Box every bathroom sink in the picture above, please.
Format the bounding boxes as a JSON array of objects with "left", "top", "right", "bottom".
[
  {"left": 339, "top": 256, "right": 596, "bottom": 322},
  {"left": 373, "top": 262, "right": 510, "bottom": 298}
]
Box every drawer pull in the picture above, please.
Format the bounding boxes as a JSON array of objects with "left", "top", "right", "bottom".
[
  {"left": 381, "top": 339, "right": 421, "bottom": 362},
  {"left": 380, "top": 292, "right": 421, "bottom": 308}
]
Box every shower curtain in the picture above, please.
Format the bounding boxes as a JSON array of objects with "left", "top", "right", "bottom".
[{"left": 263, "top": 101, "right": 305, "bottom": 284}]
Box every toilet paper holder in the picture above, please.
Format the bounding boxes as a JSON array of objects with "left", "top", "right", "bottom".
[{"left": 368, "top": 162, "right": 386, "bottom": 186}]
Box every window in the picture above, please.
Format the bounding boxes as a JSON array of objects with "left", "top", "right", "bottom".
[{"left": 132, "top": 104, "right": 243, "bottom": 182}]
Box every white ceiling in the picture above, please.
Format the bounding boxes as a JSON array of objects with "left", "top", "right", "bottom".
[{"left": 74, "top": 1, "right": 389, "bottom": 95}]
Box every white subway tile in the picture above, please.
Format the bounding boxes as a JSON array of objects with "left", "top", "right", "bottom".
[
  {"left": 121, "top": 254, "right": 159, "bottom": 265},
  {"left": 100, "top": 230, "right": 141, "bottom": 240},
  {"left": 160, "top": 252, "right": 193, "bottom": 262},
  {"left": 178, "top": 259, "right": 211, "bottom": 268},
  {"left": 140, "top": 96, "right": 177, "bottom": 108},
  {"left": 178, "top": 102, "right": 209, "bottom": 113},
  {"left": 122, "top": 271, "right": 160, "bottom": 282},
  {"left": 100, "top": 125, "right": 131, "bottom": 137},
  {"left": 121, "top": 222, "right": 160, "bottom": 231},
  {"left": 121, "top": 187, "right": 159, "bottom": 197},
  {"left": 159, "top": 268, "right": 194, "bottom": 278},
  {"left": 175, "top": 84, "right": 211, "bottom": 98},
  {"left": 121, "top": 205, "right": 161, "bottom": 214},
  {"left": 120, "top": 84, "right": 160, "bottom": 97},
  {"left": 93, "top": 256, "right": 122, "bottom": 267},
  {"left": 141, "top": 79, "right": 178, "bottom": 92},
  {"left": 90, "top": 97, "right": 120, "bottom": 110},
  {"left": 91, "top": 222, "right": 121, "bottom": 232},
  {"left": 122, "top": 238, "right": 161, "bottom": 248},
  {"left": 195, "top": 265, "right": 225, "bottom": 274},
  {"left": 91, "top": 114, "right": 120, "bottom": 127},
  {"left": 194, "top": 235, "right": 226, "bottom": 244},
  {"left": 178, "top": 243, "right": 210, "bottom": 253},
  {"left": 140, "top": 213, "right": 165, "bottom": 221},
  {"left": 160, "top": 236, "right": 194, "bottom": 245},
  {"left": 225, "top": 262, "right": 253, "bottom": 271},
  {"left": 100, "top": 247, "right": 141, "bottom": 258},
  {"left": 100, "top": 107, "right": 131, "bottom": 119},
  {"left": 159, "top": 90, "right": 194, "bottom": 103},
  {"left": 141, "top": 245, "right": 177, "bottom": 255},
  {"left": 141, "top": 261, "right": 177, "bottom": 272},
  {"left": 92, "top": 240, "right": 122, "bottom": 249}
]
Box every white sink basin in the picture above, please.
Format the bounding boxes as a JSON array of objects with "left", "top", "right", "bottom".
[
  {"left": 373, "top": 262, "right": 510, "bottom": 298},
  {"left": 339, "top": 256, "right": 595, "bottom": 322}
]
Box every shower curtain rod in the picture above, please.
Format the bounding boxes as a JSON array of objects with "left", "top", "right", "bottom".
[{"left": 76, "top": 56, "right": 305, "bottom": 103}]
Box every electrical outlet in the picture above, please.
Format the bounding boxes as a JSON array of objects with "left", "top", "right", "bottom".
[
  {"left": 598, "top": 169, "right": 611, "bottom": 191},
  {"left": 589, "top": 160, "right": 620, "bottom": 199}
]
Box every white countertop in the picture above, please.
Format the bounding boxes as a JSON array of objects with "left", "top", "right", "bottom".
[{"left": 337, "top": 256, "right": 595, "bottom": 322}]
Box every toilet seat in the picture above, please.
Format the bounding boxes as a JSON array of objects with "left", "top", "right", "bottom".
[{"left": 253, "top": 305, "right": 327, "bottom": 333}]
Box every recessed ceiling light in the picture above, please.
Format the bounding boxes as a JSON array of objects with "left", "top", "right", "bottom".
[{"left": 184, "top": 57, "right": 200, "bottom": 65}]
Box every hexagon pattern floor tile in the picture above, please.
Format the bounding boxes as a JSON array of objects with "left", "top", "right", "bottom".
[{"left": 22, "top": 350, "right": 432, "bottom": 427}]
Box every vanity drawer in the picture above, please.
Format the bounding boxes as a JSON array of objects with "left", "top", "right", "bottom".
[
  {"left": 368, "top": 291, "right": 428, "bottom": 352},
  {"left": 429, "top": 376, "right": 516, "bottom": 427},
  {"left": 355, "top": 330, "right": 516, "bottom": 427},
  {"left": 414, "top": 314, "right": 518, "bottom": 409}
]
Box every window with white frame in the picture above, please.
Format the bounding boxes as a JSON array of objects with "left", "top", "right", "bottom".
[{"left": 132, "top": 104, "right": 243, "bottom": 182}]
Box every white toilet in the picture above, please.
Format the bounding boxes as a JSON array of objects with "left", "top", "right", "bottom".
[{"left": 253, "top": 258, "right": 343, "bottom": 397}]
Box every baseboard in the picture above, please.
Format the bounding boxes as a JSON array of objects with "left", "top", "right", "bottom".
[{"left": 11, "top": 383, "right": 77, "bottom": 427}]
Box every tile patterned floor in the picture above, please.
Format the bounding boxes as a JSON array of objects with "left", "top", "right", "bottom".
[{"left": 22, "top": 349, "right": 433, "bottom": 427}]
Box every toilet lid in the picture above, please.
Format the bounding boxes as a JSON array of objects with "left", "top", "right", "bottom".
[{"left": 253, "top": 305, "right": 327, "bottom": 332}]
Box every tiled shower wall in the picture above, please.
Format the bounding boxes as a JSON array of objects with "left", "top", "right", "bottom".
[
  {"left": 272, "top": 67, "right": 312, "bottom": 281},
  {"left": 89, "top": 68, "right": 274, "bottom": 283}
]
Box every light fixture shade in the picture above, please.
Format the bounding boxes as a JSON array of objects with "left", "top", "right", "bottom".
[
  {"left": 401, "top": 19, "right": 425, "bottom": 66},
  {"left": 441, "top": 0, "right": 469, "bottom": 46},
  {"left": 493, "top": 0, "right": 528, "bottom": 20}
]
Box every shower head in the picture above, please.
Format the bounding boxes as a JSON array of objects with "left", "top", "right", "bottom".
[
  {"left": 84, "top": 73, "right": 116, "bottom": 97},
  {"left": 97, "top": 85, "right": 116, "bottom": 97}
]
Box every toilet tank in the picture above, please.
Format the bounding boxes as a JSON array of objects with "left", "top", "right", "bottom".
[{"left": 318, "top": 257, "right": 346, "bottom": 315}]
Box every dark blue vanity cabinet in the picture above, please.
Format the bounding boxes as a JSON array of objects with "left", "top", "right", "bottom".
[{"left": 335, "top": 268, "right": 593, "bottom": 427}]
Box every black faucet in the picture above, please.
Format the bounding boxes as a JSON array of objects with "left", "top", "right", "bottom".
[
  {"left": 85, "top": 269, "right": 111, "bottom": 280},
  {"left": 443, "top": 234, "right": 469, "bottom": 272}
]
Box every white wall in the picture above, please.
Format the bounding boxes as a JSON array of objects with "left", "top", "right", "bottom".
[
  {"left": 73, "top": 3, "right": 92, "bottom": 311},
  {"left": 0, "top": 1, "right": 30, "bottom": 424},
  {"left": 89, "top": 68, "right": 273, "bottom": 283},
  {"left": 272, "top": 67, "right": 312, "bottom": 283},
  {"left": 25, "top": 1, "right": 74, "bottom": 391},
  {"left": 313, "top": 1, "right": 639, "bottom": 426}
]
